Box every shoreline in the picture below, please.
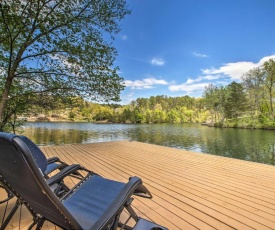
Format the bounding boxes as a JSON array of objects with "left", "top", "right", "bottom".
[{"left": 22, "top": 119, "right": 275, "bottom": 130}]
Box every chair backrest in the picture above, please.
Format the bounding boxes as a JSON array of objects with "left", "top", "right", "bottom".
[
  {"left": 19, "top": 135, "right": 48, "bottom": 173},
  {"left": 0, "top": 132, "right": 80, "bottom": 229}
]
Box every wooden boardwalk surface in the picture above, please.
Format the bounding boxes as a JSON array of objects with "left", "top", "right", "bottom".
[{"left": 1, "top": 140, "right": 275, "bottom": 229}]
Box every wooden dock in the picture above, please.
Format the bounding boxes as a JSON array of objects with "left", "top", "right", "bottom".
[{"left": 1, "top": 140, "right": 275, "bottom": 229}]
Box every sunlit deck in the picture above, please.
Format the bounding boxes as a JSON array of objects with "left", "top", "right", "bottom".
[{"left": 1, "top": 140, "right": 275, "bottom": 229}]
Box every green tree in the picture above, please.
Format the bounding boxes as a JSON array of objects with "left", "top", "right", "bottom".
[
  {"left": 224, "top": 81, "right": 247, "bottom": 119},
  {"left": 242, "top": 67, "right": 264, "bottom": 117},
  {"left": 203, "top": 84, "right": 220, "bottom": 123},
  {"left": 93, "top": 106, "right": 112, "bottom": 121},
  {"left": 136, "top": 97, "right": 149, "bottom": 109},
  {"left": 216, "top": 86, "right": 230, "bottom": 123},
  {"left": 145, "top": 109, "right": 152, "bottom": 123},
  {"left": 134, "top": 110, "right": 143, "bottom": 123},
  {"left": 261, "top": 59, "right": 275, "bottom": 119},
  {"left": 166, "top": 109, "right": 180, "bottom": 123},
  {"left": 0, "top": 0, "right": 130, "bottom": 130}
]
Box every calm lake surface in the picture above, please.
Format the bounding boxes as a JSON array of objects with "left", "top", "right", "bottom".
[{"left": 20, "top": 122, "right": 275, "bottom": 165}]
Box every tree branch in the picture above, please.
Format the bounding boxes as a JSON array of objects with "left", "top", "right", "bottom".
[
  {"left": 28, "top": 0, "right": 94, "bottom": 48},
  {"left": 21, "top": 49, "right": 68, "bottom": 61},
  {"left": 8, "top": 87, "right": 82, "bottom": 102},
  {"left": 14, "top": 70, "right": 76, "bottom": 78}
]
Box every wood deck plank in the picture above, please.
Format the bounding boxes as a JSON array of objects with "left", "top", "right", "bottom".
[
  {"left": 52, "top": 141, "right": 275, "bottom": 229},
  {"left": 70, "top": 143, "right": 274, "bottom": 230},
  {"left": 1, "top": 141, "right": 275, "bottom": 229}
]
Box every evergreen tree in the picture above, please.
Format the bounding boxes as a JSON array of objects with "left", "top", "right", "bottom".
[{"left": 224, "top": 82, "right": 247, "bottom": 119}]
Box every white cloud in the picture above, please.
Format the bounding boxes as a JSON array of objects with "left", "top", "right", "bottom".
[
  {"left": 168, "top": 55, "right": 275, "bottom": 96},
  {"left": 169, "top": 83, "right": 209, "bottom": 93},
  {"left": 202, "top": 74, "right": 221, "bottom": 80},
  {"left": 185, "top": 77, "right": 203, "bottom": 84},
  {"left": 120, "top": 35, "right": 127, "bottom": 40},
  {"left": 151, "top": 58, "right": 165, "bottom": 66},
  {"left": 125, "top": 77, "right": 169, "bottom": 90},
  {"left": 122, "top": 54, "right": 275, "bottom": 101},
  {"left": 184, "top": 74, "right": 221, "bottom": 85},
  {"left": 258, "top": 55, "right": 275, "bottom": 64},
  {"left": 202, "top": 55, "right": 275, "bottom": 80},
  {"left": 202, "top": 62, "right": 256, "bottom": 80},
  {"left": 169, "top": 73, "right": 216, "bottom": 93},
  {"left": 193, "top": 52, "right": 208, "bottom": 58}
]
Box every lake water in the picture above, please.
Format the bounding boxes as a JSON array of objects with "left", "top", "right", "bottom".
[{"left": 20, "top": 122, "right": 275, "bottom": 165}]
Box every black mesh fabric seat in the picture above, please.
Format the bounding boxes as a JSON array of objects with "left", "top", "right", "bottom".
[
  {"left": 0, "top": 132, "right": 160, "bottom": 230},
  {"left": 62, "top": 175, "right": 141, "bottom": 229}
]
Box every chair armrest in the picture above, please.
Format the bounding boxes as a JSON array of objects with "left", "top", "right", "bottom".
[
  {"left": 129, "top": 177, "right": 152, "bottom": 199},
  {"left": 47, "top": 157, "right": 62, "bottom": 164},
  {"left": 133, "top": 184, "right": 153, "bottom": 199},
  {"left": 47, "top": 164, "right": 82, "bottom": 186}
]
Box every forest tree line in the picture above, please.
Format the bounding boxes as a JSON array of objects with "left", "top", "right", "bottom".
[
  {"left": 18, "top": 58, "right": 275, "bottom": 129},
  {"left": 204, "top": 58, "right": 275, "bottom": 129}
]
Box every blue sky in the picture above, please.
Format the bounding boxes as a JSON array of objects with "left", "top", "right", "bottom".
[{"left": 112, "top": 0, "right": 275, "bottom": 104}]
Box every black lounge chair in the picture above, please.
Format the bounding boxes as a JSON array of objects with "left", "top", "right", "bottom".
[
  {"left": 0, "top": 133, "right": 167, "bottom": 230},
  {"left": 0, "top": 133, "right": 83, "bottom": 229}
]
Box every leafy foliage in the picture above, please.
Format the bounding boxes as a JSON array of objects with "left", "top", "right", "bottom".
[
  {"left": 204, "top": 58, "right": 275, "bottom": 128},
  {"left": 22, "top": 95, "right": 209, "bottom": 125},
  {"left": 0, "top": 0, "right": 130, "bottom": 130}
]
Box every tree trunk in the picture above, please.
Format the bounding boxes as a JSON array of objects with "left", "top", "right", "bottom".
[{"left": 0, "top": 77, "right": 13, "bottom": 130}]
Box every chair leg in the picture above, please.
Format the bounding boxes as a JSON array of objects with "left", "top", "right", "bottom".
[
  {"left": 118, "top": 198, "right": 140, "bottom": 230},
  {"left": 27, "top": 217, "right": 45, "bottom": 230},
  {"left": 28, "top": 221, "right": 37, "bottom": 230},
  {"left": 35, "top": 217, "right": 45, "bottom": 230},
  {"left": 0, "top": 199, "right": 21, "bottom": 230},
  {"left": 125, "top": 199, "right": 138, "bottom": 222}
]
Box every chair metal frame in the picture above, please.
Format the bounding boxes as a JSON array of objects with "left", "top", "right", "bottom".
[{"left": 0, "top": 133, "right": 159, "bottom": 230}]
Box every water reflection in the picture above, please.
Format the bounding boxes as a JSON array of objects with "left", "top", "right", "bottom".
[
  {"left": 20, "top": 122, "right": 135, "bottom": 145},
  {"left": 20, "top": 122, "right": 275, "bottom": 165}
]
